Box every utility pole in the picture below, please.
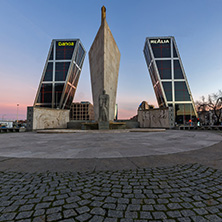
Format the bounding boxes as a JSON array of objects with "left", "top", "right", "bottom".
[
  {"left": 17, "top": 104, "right": 19, "bottom": 123},
  {"left": 2, "top": 114, "right": 6, "bottom": 120}
]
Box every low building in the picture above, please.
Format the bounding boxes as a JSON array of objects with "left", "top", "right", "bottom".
[
  {"left": 0, "top": 121, "right": 13, "bottom": 128},
  {"left": 70, "top": 102, "right": 94, "bottom": 121}
]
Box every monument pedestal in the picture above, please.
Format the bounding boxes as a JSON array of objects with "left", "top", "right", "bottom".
[{"left": 98, "top": 121, "right": 109, "bottom": 130}]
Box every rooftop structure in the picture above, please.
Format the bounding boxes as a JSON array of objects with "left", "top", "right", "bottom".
[
  {"left": 144, "top": 36, "right": 197, "bottom": 124},
  {"left": 34, "top": 39, "right": 86, "bottom": 109}
]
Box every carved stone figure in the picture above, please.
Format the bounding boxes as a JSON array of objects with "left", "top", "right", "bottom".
[
  {"left": 99, "top": 90, "right": 109, "bottom": 122},
  {"left": 101, "top": 6, "right": 106, "bottom": 22}
]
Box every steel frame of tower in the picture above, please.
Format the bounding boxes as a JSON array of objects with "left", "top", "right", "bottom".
[
  {"left": 34, "top": 39, "right": 86, "bottom": 109},
  {"left": 144, "top": 36, "right": 197, "bottom": 124}
]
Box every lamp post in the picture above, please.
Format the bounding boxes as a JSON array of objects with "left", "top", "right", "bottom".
[{"left": 17, "top": 104, "right": 19, "bottom": 123}]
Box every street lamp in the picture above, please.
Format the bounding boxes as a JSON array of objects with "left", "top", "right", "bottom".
[
  {"left": 17, "top": 104, "right": 19, "bottom": 123},
  {"left": 2, "top": 114, "right": 6, "bottom": 121}
]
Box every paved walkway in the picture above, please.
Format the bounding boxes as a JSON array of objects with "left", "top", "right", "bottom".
[
  {"left": 0, "top": 130, "right": 222, "bottom": 221},
  {"left": 0, "top": 130, "right": 221, "bottom": 159},
  {"left": 1, "top": 164, "right": 222, "bottom": 222},
  {"left": 0, "top": 130, "right": 221, "bottom": 172}
]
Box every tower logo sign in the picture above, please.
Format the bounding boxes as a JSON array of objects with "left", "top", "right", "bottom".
[
  {"left": 150, "top": 39, "right": 170, "bottom": 44},
  {"left": 58, "top": 42, "right": 74, "bottom": 46}
]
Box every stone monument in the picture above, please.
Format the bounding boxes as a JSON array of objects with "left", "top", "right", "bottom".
[
  {"left": 89, "top": 6, "right": 120, "bottom": 122},
  {"left": 98, "top": 90, "right": 109, "bottom": 129}
]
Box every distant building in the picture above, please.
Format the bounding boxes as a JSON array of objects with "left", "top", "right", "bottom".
[
  {"left": 138, "top": 101, "right": 154, "bottom": 111},
  {"left": 34, "top": 39, "right": 86, "bottom": 109},
  {"left": 70, "top": 102, "right": 95, "bottom": 121},
  {"left": 144, "top": 36, "right": 197, "bottom": 125}
]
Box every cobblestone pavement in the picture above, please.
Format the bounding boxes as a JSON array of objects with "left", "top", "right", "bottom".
[{"left": 1, "top": 163, "right": 222, "bottom": 222}]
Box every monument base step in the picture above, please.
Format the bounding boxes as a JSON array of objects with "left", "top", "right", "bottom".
[{"left": 82, "top": 122, "right": 126, "bottom": 130}]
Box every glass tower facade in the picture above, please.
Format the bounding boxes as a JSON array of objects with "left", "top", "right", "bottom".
[
  {"left": 144, "top": 37, "right": 197, "bottom": 124},
  {"left": 34, "top": 39, "right": 86, "bottom": 109}
]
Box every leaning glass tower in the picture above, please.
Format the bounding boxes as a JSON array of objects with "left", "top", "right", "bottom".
[
  {"left": 143, "top": 36, "right": 197, "bottom": 124},
  {"left": 34, "top": 39, "right": 86, "bottom": 109}
]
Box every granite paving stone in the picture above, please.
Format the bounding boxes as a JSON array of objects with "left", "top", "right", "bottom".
[
  {"left": 47, "top": 212, "right": 62, "bottom": 221},
  {"left": 90, "top": 207, "right": 106, "bottom": 216},
  {"left": 116, "top": 204, "right": 127, "bottom": 211},
  {"left": 63, "top": 209, "right": 77, "bottom": 218},
  {"left": 89, "top": 215, "right": 104, "bottom": 222},
  {"left": 140, "top": 211, "right": 152, "bottom": 219},
  {"left": 15, "top": 211, "right": 33, "bottom": 220},
  {"left": 33, "top": 209, "right": 45, "bottom": 217},
  {"left": 125, "top": 211, "right": 138, "bottom": 219},
  {"left": 75, "top": 213, "right": 92, "bottom": 222}
]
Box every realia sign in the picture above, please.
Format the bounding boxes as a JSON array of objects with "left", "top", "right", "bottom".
[{"left": 150, "top": 39, "right": 170, "bottom": 44}]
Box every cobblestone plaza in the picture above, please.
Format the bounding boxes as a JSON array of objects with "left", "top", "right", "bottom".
[
  {"left": 1, "top": 164, "right": 222, "bottom": 221},
  {"left": 0, "top": 130, "right": 222, "bottom": 221}
]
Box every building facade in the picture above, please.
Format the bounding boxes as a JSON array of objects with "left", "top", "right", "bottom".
[
  {"left": 144, "top": 36, "right": 197, "bottom": 124},
  {"left": 34, "top": 39, "right": 86, "bottom": 109},
  {"left": 70, "top": 102, "right": 95, "bottom": 121}
]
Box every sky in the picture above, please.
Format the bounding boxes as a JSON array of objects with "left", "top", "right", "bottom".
[{"left": 0, "top": 0, "right": 222, "bottom": 120}]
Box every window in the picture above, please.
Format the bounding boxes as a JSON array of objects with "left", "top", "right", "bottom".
[
  {"left": 175, "top": 103, "right": 196, "bottom": 124},
  {"left": 55, "top": 62, "right": 70, "bottom": 81},
  {"left": 162, "top": 82, "right": 172, "bottom": 101},
  {"left": 149, "top": 62, "right": 158, "bottom": 85},
  {"left": 154, "top": 83, "right": 165, "bottom": 107},
  {"left": 49, "top": 45, "right": 54, "bottom": 60},
  {"left": 61, "top": 85, "right": 71, "bottom": 107},
  {"left": 175, "top": 82, "right": 191, "bottom": 101},
  {"left": 43, "top": 62, "right": 53, "bottom": 81},
  {"left": 68, "top": 65, "right": 78, "bottom": 85},
  {"left": 73, "top": 70, "right": 80, "bottom": 87},
  {"left": 65, "top": 88, "right": 76, "bottom": 109},
  {"left": 156, "top": 60, "right": 171, "bottom": 79},
  {"left": 38, "top": 84, "right": 52, "bottom": 104},
  {"left": 54, "top": 83, "right": 64, "bottom": 107},
  {"left": 144, "top": 42, "right": 152, "bottom": 65},
  {"left": 174, "top": 60, "right": 184, "bottom": 79},
  {"left": 173, "top": 42, "right": 178, "bottom": 58},
  {"left": 75, "top": 44, "right": 85, "bottom": 66}
]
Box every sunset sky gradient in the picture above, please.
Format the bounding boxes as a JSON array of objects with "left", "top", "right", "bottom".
[{"left": 0, "top": 0, "right": 222, "bottom": 120}]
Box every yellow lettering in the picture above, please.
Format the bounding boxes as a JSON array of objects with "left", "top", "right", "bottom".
[{"left": 58, "top": 42, "right": 74, "bottom": 46}]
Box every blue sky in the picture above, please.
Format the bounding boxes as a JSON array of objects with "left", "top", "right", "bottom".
[{"left": 0, "top": 0, "right": 221, "bottom": 120}]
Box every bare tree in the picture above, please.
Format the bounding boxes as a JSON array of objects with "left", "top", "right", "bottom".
[
  {"left": 196, "top": 96, "right": 208, "bottom": 112},
  {"left": 208, "top": 90, "right": 222, "bottom": 125},
  {"left": 196, "top": 90, "right": 222, "bottom": 125},
  {"left": 196, "top": 96, "right": 209, "bottom": 125}
]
